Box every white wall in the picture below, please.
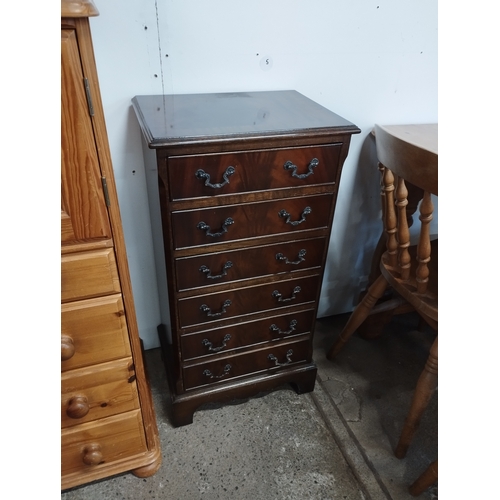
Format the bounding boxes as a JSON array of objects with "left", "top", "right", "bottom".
[{"left": 89, "top": 0, "right": 437, "bottom": 349}]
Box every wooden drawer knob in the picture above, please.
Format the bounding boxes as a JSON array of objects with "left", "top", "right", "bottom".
[
  {"left": 66, "top": 395, "right": 90, "bottom": 419},
  {"left": 61, "top": 335, "right": 75, "bottom": 361},
  {"left": 82, "top": 443, "right": 102, "bottom": 466}
]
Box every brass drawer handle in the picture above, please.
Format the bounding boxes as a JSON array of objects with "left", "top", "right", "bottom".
[
  {"left": 203, "top": 364, "right": 232, "bottom": 379},
  {"left": 197, "top": 217, "right": 234, "bottom": 238},
  {"left": 202, "top": 334, "right": 231, "bottom": 353},
  {"left": 283, "top": 158, "right": 319, "bottom": 179},
  {"left": 195, "top": 165, "right": 236, "bottom": 189},
  {"left": 269, "top": 319, "right": 298, "bottom": 336},
  {"left": 268, "top": 349, "right": 294, "bottom": 367},
  {"left": 200, "top": 299, "right": 232, "bottom": 317},
  {"left": 272, "top": 286, "right": 301, "bottom": 303},
  {"left": 199, "top": 261, "right": 233, "bottom": 279},
  {"left": 278, "top": 206, "right": 311, "bottom": 226},
  {"left": 276, "top": 249, "right": 306, "bottom": 265}
]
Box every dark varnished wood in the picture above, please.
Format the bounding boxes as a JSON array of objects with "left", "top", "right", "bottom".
[
  {"left": 182, "top": 338, "right": 311, "bottom": 391},
  {"left": 132, "top": 91, "right": 360, "bottom": 149},
  {"left": 134, "top": 91, "right": 359, "bottom": 425},
  {"left": 171, "top": 194, "right": 333, "bottom": 250},
  {"left": 175, "top": 237, "right": 327, "bottom": 292},
  {"left": 180, "top": 309, "right": 316, "bottom": 361},
  {"left": 177, "top": 275, "right": 320, "bottom": 328},
  {"left": 167, "top": 144, "right": 341, "bottom": 201}
]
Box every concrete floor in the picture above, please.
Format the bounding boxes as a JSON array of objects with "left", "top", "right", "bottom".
[{"left": 62, "top": 312, "right": 437, "bottom": 499}]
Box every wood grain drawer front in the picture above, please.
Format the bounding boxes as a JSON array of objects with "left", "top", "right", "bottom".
[
  {"left": 61, "top": 358, "right": 140, "bottom": 428},
  {"left": 172, "top": 194, "right": 333, "bottom": 250},
  {"left": 183, "top": 338, "right": 311, "bottom": 390},
  {"left": 178, "top": 275, "right": 320, "bottom": 328},
  {"left": 176, "top": 237, "right": 327, "bottom": 291},
  {"left": 61, "top": 295, "right": 132, "bottom": 372},
  {"left": 167, "top": 144, "right": 342, "bottom": 200},
  {"left": 61, "top": 410, "right": 147, "bottom": 477},
  {"left": 61, "top": 248, "right": 121, "bottom": 302},
  {"left": 181, "top": 309, "right": 315, "bottom": 361}
]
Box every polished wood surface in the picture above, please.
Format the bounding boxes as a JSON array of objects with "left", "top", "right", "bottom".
[
  {"left": 167, "top": 144, "right": 341, "bottom": 200},
  {"left": 134, "top": 91, "right": 360, "bottom": 426},
  {"left": 327, "top": 123, "right": 438, "bottom": 482},
  {"left": 61, "top": 1, "right": 160, "bottom": 488},
  {"left": 132, "top": 91, "right": 359, "bottom": 148},
  {"left": 61, "top": 0, "right": 99, "bottom": 18},
  {"left": 374, "top": 123, "right": 437, "bottom": 195},
  {"left": 171, "top": 194, "right": 333, "bottom": 250},
  {"left": 180, "top": 309, "right": 316, "bottom": 360},
  {"left": 175, "top": 237, "right": 326, "bottom": 291}
]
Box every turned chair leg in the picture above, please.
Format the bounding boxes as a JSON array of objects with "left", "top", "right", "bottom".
[
  {"left": 326, "top": 274, "right": 389, "bottom": 360},
  {"left": 409, "top": 459, "right": 438, "bottom": 496},
  {"left": 395, "top": 336, "right": 438, "bottom": 458}
]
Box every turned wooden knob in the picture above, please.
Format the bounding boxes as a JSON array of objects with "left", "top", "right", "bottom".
[
  {"left": 66, "top": 395, "right": 89, "bottom": 419},
  {"left": 82, "top": 443, "right": 102, "bottom": 466},
  {"left": 61, "top": 335, "right": 75, "bottom": 361}
]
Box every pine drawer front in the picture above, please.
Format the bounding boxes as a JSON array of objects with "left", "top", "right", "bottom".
[
  {"left": 177, "top": 275, "right": 321, "bottom": 328},
  {"left": 175, "top": 237, "right": 327, "bottom": 292},
  {"left": 61, "top": 295, "right": 132, "bottom": 371},
  {"left": 61, "top": 248, "right": 121, "bottom": 302},
  {"left": 61, "top": 410, "right": 147, "bottom": 477},
  {"left": 180, "top": 309, "right": 316, "bottom": 361},
  {"left": 183, "top": 338, "right": 311, "bottom": 390},
  {"left": 61, "top": 358, "right": 140, "bottom": 428},
  {"left": 166, "top": 144, "right": 342, "bottom": 201},
  {"left": 172, "top": 194, "right": 333, "bottom": 250}
]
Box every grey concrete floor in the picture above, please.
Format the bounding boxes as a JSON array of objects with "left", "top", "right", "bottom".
[{"left": 62, "top": 312, "right": 437, "bottom": 500}]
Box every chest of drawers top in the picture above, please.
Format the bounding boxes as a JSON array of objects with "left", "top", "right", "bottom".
[{"left": 132, "top": 90, "right": 360, "bottom": 151}]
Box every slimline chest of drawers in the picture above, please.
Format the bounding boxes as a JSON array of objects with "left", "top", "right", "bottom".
[{"left": 132, "top": 90, "right": 360, "bottom": 426}]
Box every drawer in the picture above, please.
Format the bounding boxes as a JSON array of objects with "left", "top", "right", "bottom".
[
  {"left": 61, "top": 248, "right": 121, "bottom": 302},
  {"left": 61, "top": 295, "right": 132, "bottom": 371},
  {"left": 183, "top": 338, "right": 311, "bottom": 390},
  {"left": 178, "top": 275, "right": 320, "bottom": 328},
  {"left": 172, "top": 194, "right": 333, "bottom": 250},
  {"left": 167, "top": 144, "right": 342, "bottom": 200},
  {"left": 61, "top": 410, "right": 147, "bottom": 477},
  {"left": 61, "top": 358, "right": 140, "bottom": 428},
  {"left": 181, "top": 309, "right": 315, "bottom": 360},
  {"left": 176, "top": 237, "right": 327, "bottom": 291}
]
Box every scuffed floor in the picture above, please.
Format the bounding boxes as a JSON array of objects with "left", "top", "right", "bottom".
[{"left": 62, "top": 312, "right": 437, "bottom": 499}]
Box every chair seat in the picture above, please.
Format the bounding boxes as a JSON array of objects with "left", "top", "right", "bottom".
[{"left": 380, "top": 239, "right": 438, "bottom": 324}]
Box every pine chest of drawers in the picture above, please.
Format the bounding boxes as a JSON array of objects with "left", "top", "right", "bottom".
[
  {"left": 132, "top": 90, "right": 360, "bottom": 426},
  {"left": 61, "top": 1, "right": 160, "bottom": 488}
]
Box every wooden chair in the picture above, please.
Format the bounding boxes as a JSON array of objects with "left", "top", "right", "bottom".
[
  {"left": 326, "top": 124, "right": 438, "bottom": 464},
  {"left": 409, "top": 459, "right": 438, "bottom": 496}
]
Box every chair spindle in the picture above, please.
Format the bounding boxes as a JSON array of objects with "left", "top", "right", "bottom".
[
  {"left": 382, "top": 166, "right": 398, "bottom": 268},
  {"left": 395, "top": 177, "right": 411, "bottom": 281},
  {"left": 416, "top": 191, "right": 434, "bottom": 294}
]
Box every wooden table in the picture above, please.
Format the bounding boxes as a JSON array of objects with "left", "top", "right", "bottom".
[
  {"left": 359, "top": 123, "right": 438, "bottom": 338},
  {"left": 374, "top": 123, "right": 438, "bottom": 195}
]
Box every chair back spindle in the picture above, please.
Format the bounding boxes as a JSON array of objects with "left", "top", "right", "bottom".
[
  {"left": 395, "top": 176, "right": 411, "bottom": 281},
  {"left": 416, "top": 191, "right": 434, "bottom": 294},
  {"left": 382, "top": 165, "right": 398, "bottom": 268}
]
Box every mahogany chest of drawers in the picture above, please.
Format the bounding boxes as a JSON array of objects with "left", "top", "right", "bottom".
[{"left": 132, "top": 90, "right": 360, "bottom": 426}]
